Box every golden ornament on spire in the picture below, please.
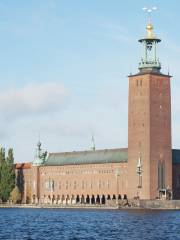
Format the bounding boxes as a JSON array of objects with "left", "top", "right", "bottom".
[
  {"left": 143, "top": 6, "right": 157, "bottom": 39},
  {"left": 146, "top": 23, "right": 155, "bottom": 39}
]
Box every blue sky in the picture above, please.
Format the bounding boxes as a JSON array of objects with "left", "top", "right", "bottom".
[{"left": 0, "top": 0, "right": 180, "bottom": 162}]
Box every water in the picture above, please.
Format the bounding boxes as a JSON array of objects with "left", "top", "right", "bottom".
[{"left": 0, "top": 208, "right": 180, "bottom": 240}]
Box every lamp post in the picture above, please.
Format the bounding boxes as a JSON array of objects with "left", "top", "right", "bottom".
[
  {"left": 48, "top": 177, "right": 53, "bottom": 204},
  {"left": 136, "top": 157, "right": 143, "bottom": 198},
  {"left": 115, "top": 169, "right": 120, "bottom": 202},
  {"left": 24, "top": 182, "right": 27, "bottom": 204}
]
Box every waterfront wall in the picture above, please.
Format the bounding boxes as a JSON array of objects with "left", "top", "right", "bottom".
[
  {"left": 1, "top": 200, "right": 180, "bottom": 209},
  {"left": 138, "top": 200, "right": 180, "bottom": 209}
]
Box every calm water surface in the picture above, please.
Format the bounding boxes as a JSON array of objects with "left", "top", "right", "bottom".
[{"left": 0, "top": 208, "right": 180, "bottom": 240}]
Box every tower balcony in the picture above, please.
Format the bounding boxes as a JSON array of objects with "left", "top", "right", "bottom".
[{"left": 138, "top": 60, "right": 161, "bottom": 73}]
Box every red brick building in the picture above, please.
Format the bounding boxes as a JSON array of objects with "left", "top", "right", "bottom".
[{"left": 15, "top": 21, "right": 180, "bottom": 204}]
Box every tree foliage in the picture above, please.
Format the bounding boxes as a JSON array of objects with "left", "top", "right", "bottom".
[
  {"left": 0, "top": 148, "right": 5, "bottom": 166},
  {"left": 6, "top": 148, "right": 14, "bottom": 165},
  {"left": 10, "top": 186, "right": 21, "bottom": 203},
  {"left": 0, "top": 147, "right": 15, "bottom": 202}
]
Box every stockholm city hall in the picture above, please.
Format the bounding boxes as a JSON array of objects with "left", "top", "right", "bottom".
[{"left": 15, "top": 19, "right": 180, "bottom": 205}]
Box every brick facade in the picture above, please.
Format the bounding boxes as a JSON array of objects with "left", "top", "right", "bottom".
[
  {"left": 15, "top": 163, "right": 32, "bottom": 203},
  {"left": 128, "top": 73, "right": 172, "bottom": 199}
]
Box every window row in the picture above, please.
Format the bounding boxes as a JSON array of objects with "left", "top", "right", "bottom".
[
  {"left": 44, "top": 180, "right": 112, "bottom": 191},
  {"left": 41, "top": 169, "right": 122, "bottom": 176}
]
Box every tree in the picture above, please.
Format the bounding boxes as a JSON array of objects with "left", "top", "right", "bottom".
[
  {"left": 6, "top": 148, "right": 15, "bottom": 199},
  {"left": 0, "top": 147, "right": 6, "bottom": 200},
  {"left": 0, "top": 147, "right": 5, "bottom": 166},
  {"left": 6, "top": 148, "right": 14, "bottom": 166},
  {"left": 10, "top": 186, "right": 21, "bottom": 203},
  {"left": 0, "top": 147, "right": 15, "bottom": 202},
  {"left": 0, "top": 161, "right": 12, "bottom": 201}
]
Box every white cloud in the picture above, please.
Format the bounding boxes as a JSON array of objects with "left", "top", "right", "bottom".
[
  {"left": 0, "top": 82, "right": 69, "bottom": 120},
  {"left": 0, "top": 79, "right": 128, "bottom": 163}
]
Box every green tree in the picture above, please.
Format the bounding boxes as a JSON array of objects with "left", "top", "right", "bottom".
[
  {"left": 0, "top": 147, "right": 5, "bottom": 166},
  {"left": 0, "top": 147, "right": 6, "bottom": 200},
  {"left": 6, "top": 148, "right": 14, "bottom": 165},
  {"left": 0, "top": 147, "right": 15, "bottom": 202}
]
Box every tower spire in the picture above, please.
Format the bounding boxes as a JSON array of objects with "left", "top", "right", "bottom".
[
  {"left": 139, "top": 7, "right": 161, "bottom": 73},
  {"left": 143, "top": 6, "right": 157, "bottom": 25},
  {"left": 91, "top": 134, "right": 96, "bottom": 151}
]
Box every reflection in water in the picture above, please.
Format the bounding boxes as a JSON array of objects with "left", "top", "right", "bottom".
[{"left": 0, "top": 208, "right": 180, "bottom": 240}]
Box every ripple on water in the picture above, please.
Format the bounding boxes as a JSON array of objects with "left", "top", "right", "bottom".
[{"left": 0, "top": 208, "right": 180, "bottom": 240}]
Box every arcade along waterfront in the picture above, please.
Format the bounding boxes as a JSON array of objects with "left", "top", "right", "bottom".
[{"left": 0, "top": 209, "right": 180, "bottom": 240}]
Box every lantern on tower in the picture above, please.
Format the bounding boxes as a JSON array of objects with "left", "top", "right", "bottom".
[{"left": 139, "top": 7, "right": 161, "bottom": 73}]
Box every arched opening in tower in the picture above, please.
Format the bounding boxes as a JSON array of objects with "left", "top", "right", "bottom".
[
  {"left": 86, "top": 195, "right": 90, "bottom": 204},
  {"left": 101, "top": 195, "right": 106, "bottom": 204},
  {"left": 91, "top": 195, "right": 95, "bottom": 204}
]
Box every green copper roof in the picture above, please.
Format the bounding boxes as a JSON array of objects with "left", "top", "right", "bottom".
[
  {"left": 43, "top": 148, "right": 180, "bottom": 166},
  {"left": 172, "top": 149, "right": 180, "bottom": 165},
  {"left": 44, "top": 148, "right": 128, "bottom": 166}
]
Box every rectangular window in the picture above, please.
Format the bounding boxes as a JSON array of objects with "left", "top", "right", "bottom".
[
  {"left": 136, "top": 80, "right": 139, "bottom": 86},
  {"left": 66, "top": 181, "right": 68, "bottom": 190},
  {"left": 82, "top": 181, "right": 84, "bottom": 189},
  {"left": 158, "top": 161, "right": 165, "bottom": 189},
  {"left": 45, "top": 180, "right": 54, "bottom": 191},
  {"left": 107, "top": 180, "right": 110, "bottom": 189},
  {"left": 136, "top": 79, "right": 142, "bottom": 87}
]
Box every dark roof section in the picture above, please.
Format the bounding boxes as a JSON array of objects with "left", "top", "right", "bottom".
[
  {"left": 128, "top": 72, "right": 172, "bottom": 78},
  {"left": 15, "top": 163, "right": 31, "bottom": 169},
  {"left": 172, "top": 149, "right": 180, "bottom": 165},
  {"left": 44, "top": 148, "right": 128, "bottom": 166}
]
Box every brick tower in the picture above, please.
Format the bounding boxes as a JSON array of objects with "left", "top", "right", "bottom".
[{"left": 128, "top": 21, "right": 172, "bottom": 199}]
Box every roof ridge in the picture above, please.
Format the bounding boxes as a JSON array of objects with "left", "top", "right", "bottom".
[{"left": 49, "top": 147, "right": 128, "bottom": 156}]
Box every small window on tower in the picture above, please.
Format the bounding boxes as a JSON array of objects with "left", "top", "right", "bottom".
[
  {"left": 136, "top": 80, "right": 139, "bottom": 86},
  {"left": 157, "top": 79, "right": 161, "bottom": 88},
  {"left": 136, "top": 79, "right": 142, "bottom": 87}
]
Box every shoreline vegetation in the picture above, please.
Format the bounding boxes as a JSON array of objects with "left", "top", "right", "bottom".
[{"left": 0, "top": 148, "right": 16, "bottom": 203}]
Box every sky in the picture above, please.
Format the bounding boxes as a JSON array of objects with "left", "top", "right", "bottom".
[{"left": 0, "top": 0, "right": 180, "bottom": 163}]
